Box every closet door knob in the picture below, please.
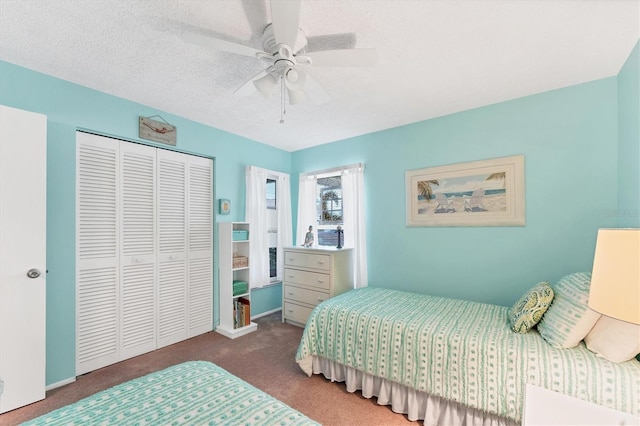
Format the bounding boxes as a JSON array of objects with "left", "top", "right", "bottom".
[{"left": 26, "top": 268, "right": 41, "bottom": 279}]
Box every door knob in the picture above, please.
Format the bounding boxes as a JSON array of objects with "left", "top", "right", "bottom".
[{"left": 26, "top": 268, "right": 41, "bottom": 279}]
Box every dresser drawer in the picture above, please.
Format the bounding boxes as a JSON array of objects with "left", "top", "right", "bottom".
[
  {"left": 283, "top": 301, "right": 314, "bottom": 325},
  {"left": 284, "top": 268, "right": 330, "bottom": 290},
  {"left": 283, "top": 284, "right": 329, "bottom": 306},
  {"left": 284, "top": 251, "right": 331, "bottom": 272}
]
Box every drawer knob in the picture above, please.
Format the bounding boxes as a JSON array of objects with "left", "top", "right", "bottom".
[
  {"left": 287, "top": 292, "right": 294, "bottom": 296},
  {"left": 287, "top": 309, "right": 294, "bottom": 313},
  {"left": 317, "top": 298, "right": 325, "bottom": 302},
  {"left": 317, "top": 261, "right": 325, "bottom": 264},
  {"left": 317, "top": 279, "right": 324, "bottom": 283}
]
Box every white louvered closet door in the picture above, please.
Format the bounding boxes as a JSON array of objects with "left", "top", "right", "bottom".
[
  {"left": 77, "top": 132, "right": 213, "bottom": 376},
  {"left": 157, "top": 149, "right": 188, "bottom": 348},
  {"left": 76, "top": 132, "right": 120, "bottom": 375},
  {"left": 187, "top": 155, "right": 213, "bottom": 337},
  {"left": 119, "top": 142, "right": 157, "bottom": 360}
]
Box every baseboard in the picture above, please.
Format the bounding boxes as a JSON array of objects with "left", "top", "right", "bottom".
[
  {"left": 251, "top": 307, "right": 282, "bottom": 320},
  {"left": 46, "top": 376, "right": 76, "bottom": 391}
]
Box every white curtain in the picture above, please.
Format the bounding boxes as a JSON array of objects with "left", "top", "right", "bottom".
[
  {"left": 245, "top": 166, "right": 269, "bottom": 288},
  {"left": 296, "top": 174, "right": 317, "bottom": 247},
  {"left": 297, "top": 163, "right": 368, "bottom": 288},
  {"left": 275, "top": 173, "right": 292, "bottom": 282},
  {"left": 342, "top": 164, "right": 368, "bottom": 288},
  {"left": 245, "top": 165, "right": 292, "bottom": 288}
]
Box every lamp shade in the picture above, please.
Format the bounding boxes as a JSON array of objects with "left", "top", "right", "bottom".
[{"left": 588, "top": 228, "right": 640, "bottom": 324}]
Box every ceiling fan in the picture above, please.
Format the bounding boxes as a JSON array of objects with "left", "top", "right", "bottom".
[{"left": 181, "top": 0, "right": 377, "bottom": 109}]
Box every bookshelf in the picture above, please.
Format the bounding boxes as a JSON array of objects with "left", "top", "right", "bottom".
[{"left": 216, "top": 222, "right": 257, "bottom": 338}]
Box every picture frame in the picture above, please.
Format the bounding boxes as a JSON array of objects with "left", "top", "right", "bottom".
[
  {"left": 139, "top": 116, "right": 176, "bottom": 146},
  {"left": 405, "top": 155, "right": 525, "bottom": 227},
  {"left": 219, "top": 199, "right": 230, "bottom": 215}
]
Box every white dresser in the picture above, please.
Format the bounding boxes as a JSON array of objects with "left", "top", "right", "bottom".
[{"left": 282, "top": 247, "right": 354, "bottom": 327}]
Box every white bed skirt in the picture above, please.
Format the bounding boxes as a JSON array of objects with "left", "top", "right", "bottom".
[{"left": 310, "top": 356, "right": 520, "bottom": 426}]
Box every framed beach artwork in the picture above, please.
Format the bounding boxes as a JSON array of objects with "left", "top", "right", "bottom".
[{"left": 405, "top": 155, "right": 525, "bottom": 227}]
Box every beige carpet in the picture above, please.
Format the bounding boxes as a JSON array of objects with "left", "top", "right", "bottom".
[{"left": 0, "top": 312, "right": 413, "bottom": 425}]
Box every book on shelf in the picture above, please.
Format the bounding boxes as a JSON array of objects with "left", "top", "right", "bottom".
[
  {"left": 233, "top": 297, "right": 251, "bottom": 329},
  {"left": 239, "top": 297, "right": 251, "bottom": 326}
]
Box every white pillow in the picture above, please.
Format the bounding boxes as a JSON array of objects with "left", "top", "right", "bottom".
[
  {"left": 584, "top": 315, "right": 640, "bottom": 363},
  {"left": 537, "top": 272, "right": 601, "bottom": 348}
]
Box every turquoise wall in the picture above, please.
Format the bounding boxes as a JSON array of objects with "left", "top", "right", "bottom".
[
  {"left": 292, "top": 78, "right": 620, "bottom": 306},
  {"left": 617, "top": 41, "right": 640, "bottom": 228},
  {"left": 0, "top": 61, "right": 291, "bottom": 386}
]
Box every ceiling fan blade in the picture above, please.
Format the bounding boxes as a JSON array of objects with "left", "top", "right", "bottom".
[
  {"left": 270, "top": 0, "right": 301, "bottom": 48},
  {"left": 308, "top": 48, "right": 378, "bottom": 67},
  {"left": 303, "top": 72, "right": 331, "bottom": 105},
  {"left": 241, "top": 0, "right": 269, "bottom": 36},
  {"left": 306, "top": 33, "right": 357, "bottom": 51},
  {"left": 234, "top": 69, "right": 270, "bottom": 96},
  {"left": 182, "top": 31, "right": 266, "bottom": 58}
]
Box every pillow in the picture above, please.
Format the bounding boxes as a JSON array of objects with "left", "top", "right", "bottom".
[
  {"left": 509, "top": 281, "right": 554, "bottom": 333},
  {"left": 584, "top": 316, "right": 640, "bottom": 363},
  {"left": 537, "top": 272, "right": 601, "bottom": 348}
]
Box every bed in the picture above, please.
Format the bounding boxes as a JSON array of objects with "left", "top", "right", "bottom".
[
  {"left": 24, "top": 361, "right": 318, "bottom": 425},
  {"left": 296, "top": 286, "right": 640, "bottom": 425}
]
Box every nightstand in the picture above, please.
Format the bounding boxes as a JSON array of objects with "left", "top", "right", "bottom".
[{"left": 523, "top": 383, "right": 639, "bottom": 425}]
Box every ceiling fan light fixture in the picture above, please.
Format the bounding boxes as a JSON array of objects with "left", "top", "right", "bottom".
[
  {"left": 253, "top": 73, "right": 278, "bottom": 98},
  {"left": 285, "top": 67, "right": 299, "bottom": 82},
  {"left": 284, "top": 67, "right": 306, "bottom": 91}
]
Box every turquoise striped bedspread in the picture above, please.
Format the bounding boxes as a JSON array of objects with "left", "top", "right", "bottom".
[
  {"left": 25, "top": 361, "right": 318, "bottom": 425},
  {"left": 296, "top": 287, "right": 640, "bottom": 422}
]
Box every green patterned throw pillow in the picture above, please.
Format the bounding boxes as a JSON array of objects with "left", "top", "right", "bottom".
[{"left": 509, "top": 281, "right": 554, "bottom": 334}]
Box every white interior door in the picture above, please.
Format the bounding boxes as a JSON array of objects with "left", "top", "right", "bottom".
[
  {"left": 76, "top": 132, "right": 119, "bottom": 375},
  {"left": 119, "top": 141, "right": 157, "bottom": 359},
  {"left": 0, "top": 105, "right": 47, "bottom": 413},
  {"left": 187, "top": 155, "right": 213, "bottom": 337},
  {"left": 157, "top": 149, "right": 188, "bottom": 348}
]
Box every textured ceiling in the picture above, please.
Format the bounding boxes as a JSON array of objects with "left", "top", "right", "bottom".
[{"left": 0, "top": 1, "right": 638, "bottom": 152}]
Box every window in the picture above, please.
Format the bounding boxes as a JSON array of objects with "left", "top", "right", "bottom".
[
  {"left": 266, "top": 178, "right": 277, "bottom": 280},
  {"left": 316, "top": 175, "right": 342, "bottom": 246},
  {"left": 296, "top": 163, "right": 367, "bottom": 287},
  {"left": 269, "top": 247, "right": 277, "bottom": 278},
  {"left": 266, "top": 178, "right": 276, "bottom": 210},
  {"left": 245, "top": 166, "right": 292, "bottom": 289}
]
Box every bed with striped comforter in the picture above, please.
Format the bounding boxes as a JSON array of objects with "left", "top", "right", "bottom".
[
  {"left": 296, "top": 287, "right": 640, "bottom": 423},
  {"left": 25, "top": 361, "right": 318, "bottom": 425}
]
